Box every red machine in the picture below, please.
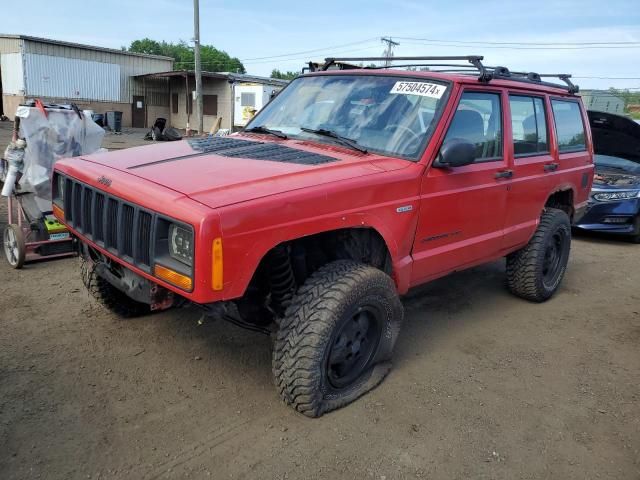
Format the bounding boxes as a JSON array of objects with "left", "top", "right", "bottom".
[{"left": 3, "top": 102, "right": 103, "bottom": 268}]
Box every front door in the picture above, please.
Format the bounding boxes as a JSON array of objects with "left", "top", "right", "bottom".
[
  {"left": 410, "top": 89, "right": 510, "bottom": 286},
  {"left": 132, "top": 95, "right": 145, "bottom": 128}
]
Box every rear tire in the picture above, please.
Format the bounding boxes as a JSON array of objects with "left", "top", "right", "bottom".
[
  {"left": 80, "top": 257, "right": 150, "bottom": 317},
  {"left": 506, "top": 208, "right": 571, "bottom": 302},
  {"left": 630, "top": 216, "right": 640, "bottom": 244},
  {"left": 3, "top": 224, "right": 26, "bottom": 269},
  {"left": 272, "top": 260, "right": 403, "bottom": 418}
]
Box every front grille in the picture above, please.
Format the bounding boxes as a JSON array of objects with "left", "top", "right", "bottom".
[
  {"left": 106, "top": 198, "right": 118, "bottom": 249},
  {"left": 94, "top": 193, "right": 105, "bottom": 242},
  {"left": 63, "top": 178, "right": 154, "bottom": 270},
  {"left": 138, "top": 212, "right": 152, "bottom": 265},
  {"left": 121, "top": 204, "right": 134, "bottom": 257}
]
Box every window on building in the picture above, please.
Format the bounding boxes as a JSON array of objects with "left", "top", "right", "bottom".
[
  {"left": 172, "top": 93, "right": 179, "bottom": 114},
  {"left": 551, "top": 99, "right": 586, "bottom": 152},
  {"left": 241, "top": 92, "right": 256, "bottom": 107},
  {"left": 186, "top": 93, "right": 193, "bottom": 115},
  {"left": 509, "top": 95, "right": 548, "bottom": 156},
  {"left": 442, "top": 91, "right": 503, "bottom": 161},
  {"left": 203, "top": 95, "right": 218, "bottom": 116}
]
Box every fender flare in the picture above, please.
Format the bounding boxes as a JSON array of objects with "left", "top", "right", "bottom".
[{"left": 222, "top": 211, "right": 412, "bottom": 299}]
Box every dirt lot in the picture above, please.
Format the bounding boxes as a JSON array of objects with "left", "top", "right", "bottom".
[{"left": 0, "top": 121, "right": 639, "bottom": 479}]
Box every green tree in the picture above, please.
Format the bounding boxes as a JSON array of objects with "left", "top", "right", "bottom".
[
  {"left": 271, "top": 69, "right": 299, "bottom": 80},
  {"left": 127, "top": 38, "right": 245, "bottom": 73}
]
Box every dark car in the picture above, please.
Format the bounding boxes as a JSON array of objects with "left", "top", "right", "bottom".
[{"left": 574, "top": 111, "right": 640, "bottom": 242}]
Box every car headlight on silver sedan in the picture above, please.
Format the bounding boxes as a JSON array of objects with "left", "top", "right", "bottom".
[
  {"left": 169, "top": 224, "right": 194, "bottom": 266},
  {"left": 592, "top": 190, "right": 640, "bottom": 202}
]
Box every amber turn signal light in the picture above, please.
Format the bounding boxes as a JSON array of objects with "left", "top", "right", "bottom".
[
  {"left": 212, "top": 237, "right": 223, "bottom": 291},
  {"left": 52, "top": 203, "right": 64, "bottom": 220},
  {"left": 154, "top": 264, "right": 193, "bottom": 291}
]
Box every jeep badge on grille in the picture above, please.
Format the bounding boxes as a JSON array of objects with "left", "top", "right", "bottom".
[{"left": 97, "top": 175, "right": 112, "bottom": 187}]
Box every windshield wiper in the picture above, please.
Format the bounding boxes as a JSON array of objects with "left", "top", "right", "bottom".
[
  {"left": 300, "top": 127, "right": 368, "bottom": 154},
  {"left": 243, "top": 125, "right": 288, "bottom": 139}
]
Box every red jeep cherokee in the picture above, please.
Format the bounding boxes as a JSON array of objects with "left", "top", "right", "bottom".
[{"left": 52, "top": 56, "right": 594, "bottom": 417}]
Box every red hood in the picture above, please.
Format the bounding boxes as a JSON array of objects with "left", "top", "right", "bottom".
[{"left": 74, "top": 135, "right": 410, "bottom": 209}]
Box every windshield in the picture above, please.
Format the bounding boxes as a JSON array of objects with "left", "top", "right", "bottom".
[{"left": 246, "top": 74, "right": 450, "bottom": 160}]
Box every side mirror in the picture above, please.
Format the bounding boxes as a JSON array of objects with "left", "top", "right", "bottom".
[{"left": 434, "top": 139, "right": 476, "bottom": 168}]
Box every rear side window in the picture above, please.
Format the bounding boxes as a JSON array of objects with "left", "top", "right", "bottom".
[
  {"left": 509, "top": 95, "right": 548, "bottom": 156},
  {"left": 551, "top": 99, "right": 586, "bottom": 152},
  {"left": 443, "top": 91, "right": 503, "bottom": 161}
]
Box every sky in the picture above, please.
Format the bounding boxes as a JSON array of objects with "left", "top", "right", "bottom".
[{"left": 3, "top": 0, "right": 640, "bottom": 90}]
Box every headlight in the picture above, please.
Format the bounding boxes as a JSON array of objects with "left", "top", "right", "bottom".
[
  {"left": 169, "top": 224, "right": 194, "bottom": 266},
  {"left": 593, "top": 190, "right": 640, "bottom": 202}
]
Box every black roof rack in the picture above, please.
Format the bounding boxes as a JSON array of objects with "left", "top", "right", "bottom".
[{"left": 310, "top": 56, "right": 578, "bottom": 94}]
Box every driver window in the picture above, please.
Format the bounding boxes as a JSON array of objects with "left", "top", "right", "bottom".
[{"left": 442, "top": 92, "right": 503, "bottom": 162}]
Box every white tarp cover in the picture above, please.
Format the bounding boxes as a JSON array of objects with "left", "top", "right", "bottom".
[{"left": 16, "top": 105, "right": 104, "bottom": 208}]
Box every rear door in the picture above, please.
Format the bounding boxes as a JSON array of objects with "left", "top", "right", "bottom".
[
  {"left": 411, "top": 88, "right": 510, "bottom": 285},
  {"left": 549, "top": 97, "right": 593, "bottom": 207},
  {"left": 502, "top": 93, "right": 557, "bottom": 248}
]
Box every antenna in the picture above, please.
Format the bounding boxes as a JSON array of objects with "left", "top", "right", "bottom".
[{"left": 381, "top": 37, "right": 400, "bottom": 67}]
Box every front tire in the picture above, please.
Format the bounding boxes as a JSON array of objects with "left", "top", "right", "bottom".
[
  {"left": 272, "top": 260, "right": 403, "bottom": 418},
  {"left": 506, "top": 208, "right": 571, "bottom": 302},
  {"left": 80, "top": 257, "right": 150, "bottom": 317}
]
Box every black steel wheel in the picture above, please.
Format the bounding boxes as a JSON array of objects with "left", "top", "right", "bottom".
[
  {"left": 541, "top": 228, "right": 569, "bottom": 289},
  {"left": 3, "top": 224, "right": 26, "bottom": 269},
  {"left": 506, "top": 208, "right": 572, "bottom": 302},
  {"left": 327, "top": 305, "right": 383, "bottom": 389},
  {"left": 273, "top": 260, "right": 403, "bottom": 417}
]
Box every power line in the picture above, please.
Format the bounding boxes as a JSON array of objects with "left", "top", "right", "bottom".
[
  {"left": 240, "top": 38, "right": 378, "bottom": 61},
  {"left": 241, "top": 45, "right": 383, "bottom": 65},
  {"left": 398, "top": 39, "right": 640, "bottom": 50},
  {"left": 173, "top": 44, "right": 384, "bottom": 68},
  {"left": 395, "top": 36, "right": 640, "bottom": 46},
  {"left": 574, "top": 76, "right": 640, "bottom": 80}
]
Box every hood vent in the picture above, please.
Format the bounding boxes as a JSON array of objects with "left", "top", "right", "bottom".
[{"left": 187, "top": 137, "right": 338, "bottom": 165}]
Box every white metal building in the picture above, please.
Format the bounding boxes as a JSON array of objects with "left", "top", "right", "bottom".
[
  {"left": 135, "top": 71, "right": 288, "bottom": 132},
  {"left": 0, "top": 34, "right": 173, "bottom": 126},
  {"left": 580, "top": 90, "right": 625, "bottom": 115}
]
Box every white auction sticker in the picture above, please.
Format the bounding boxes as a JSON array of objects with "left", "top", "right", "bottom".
[{"left": 390, "top": 81, "right": 446, "bottom": 99}]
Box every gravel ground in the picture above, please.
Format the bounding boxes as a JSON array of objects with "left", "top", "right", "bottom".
[{"left": 0, "top": 121, "right": 639, "bottom": 479}]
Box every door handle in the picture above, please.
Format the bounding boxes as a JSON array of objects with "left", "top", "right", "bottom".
[
  {"left": 544, "top": 162, "right": 559, "bottom": 172},
  {"left": 495, "top": 169, "right": 513, "bottom": 179}
]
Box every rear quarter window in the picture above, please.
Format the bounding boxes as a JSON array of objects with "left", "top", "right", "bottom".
[{"left": 551, "top": 99, "right": 586, "bottom": 153}]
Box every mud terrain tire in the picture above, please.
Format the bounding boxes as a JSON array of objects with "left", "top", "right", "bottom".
[
  {"left": 506, "top": 208, "right": 571, "bottom": 302},
  {"left": 80, "top": 257, "right": 150, "bottom": 318},
  {"left": 273, "top": 260, "right": 403, "bottom": 417}
]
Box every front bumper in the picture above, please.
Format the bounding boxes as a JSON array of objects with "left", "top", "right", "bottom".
[
  {"left": 52, "top": 166, "right": 224, "bottom": 305},
  {"left": 574, "top": 198, "right": 640, "bottom": 235}
]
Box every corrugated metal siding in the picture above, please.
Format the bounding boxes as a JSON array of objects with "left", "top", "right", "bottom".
[
  {"left": 0, "top": 37, "right": 22, "bottom": 54},
  {"left": 1, "top": 53, "right": 25, "bottom": 94},
  {"left": 24, "top": 53, "right": 120, "bottom": 101},
  {"left": 23, "top": 39, "right": 172, "bottom": 102},
  {"left": 581, "top": 93, "right": 625, "bottom": 115}
]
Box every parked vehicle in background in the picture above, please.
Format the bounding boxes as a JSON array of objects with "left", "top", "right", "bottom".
[
  {"left": 574, "top": 111, "right": 640, "bottom": 242},
  {"left": 52, "top": 56, "right": 594, "bottom": 417}
]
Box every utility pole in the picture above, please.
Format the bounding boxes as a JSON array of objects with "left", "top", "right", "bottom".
[
  {"left": 193, "top": 0, "right": 203, "bottom": 134},
  {"left": 381, "top": 37, "right": 399, "bottom": 67}
]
